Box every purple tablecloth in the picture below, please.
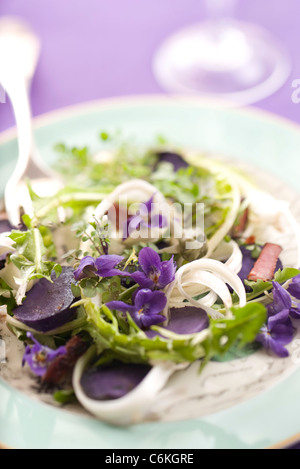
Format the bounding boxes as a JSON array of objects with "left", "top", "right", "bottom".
[
  {"left": 0, "top": 0, "right": 300, "bottom": 132},
  {"left": 0, "top": 0, "right": 300, "bottom": 449}
]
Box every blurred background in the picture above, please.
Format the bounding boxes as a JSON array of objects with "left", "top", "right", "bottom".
[{"left": 0, "top": 0, "right": 299, "bottom": 133}]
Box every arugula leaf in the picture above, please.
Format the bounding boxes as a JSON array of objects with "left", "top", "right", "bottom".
[
  {"left": 212, "top": 341, "right": 262, "bottom": 363},
  {"left": 79, "top": 299, "right": 266, "bottom": 367},
  {"left": 0, "top": 278, "right": 13, "bottom": 297},
  {"left": 0, "top": 279, "right": 16, "bottom": 313},
  {"left": 229, "top": 267, "right": 300, "bottom": 306},
  {"left": 53, "top": 389, "right": 77, "bottom": 404},
  {"left": 209, "top": 303, "right": 267, "bottom": 357},
  {"left": 8, "top": 223, "right": 61, "bottom": 305}
]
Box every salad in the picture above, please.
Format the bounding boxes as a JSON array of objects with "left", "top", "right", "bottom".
[{"left": 1, "top": 131, "right": 300, "bottom": 426}]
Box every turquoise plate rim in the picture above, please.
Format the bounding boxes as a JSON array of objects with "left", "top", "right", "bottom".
[{"left": 1, "top": 94, "right": 300, "bottom": 449}]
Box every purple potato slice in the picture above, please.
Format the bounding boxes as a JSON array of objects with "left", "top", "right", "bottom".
[
  {"left": 0, "top": 219, "right": 14, "bottom": 234},
  {"left": 0, "top": 252, "right": 8, "bottom": 270},
  {"left": 156, "top": 151, "right": 189, "bottom": 171},
  {"left": 13, "top": 266, "right": 77, "bottom": 332},
  {"left": 145, "top": 306, "right": 209, "bottom": 338},
  {"left": 80, "top": 362, "right": 151, "bottom": 401},
  {"left": 80, "top": 307, "right": 208, "bottom": 401}
]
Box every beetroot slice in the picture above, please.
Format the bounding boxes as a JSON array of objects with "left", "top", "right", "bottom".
[
  {"left": 80, "top": 362, "right": 151, "bottom": 401},
  {"left": 13, "top": 266, "right": 77, "bottom": 332},
  {"left": 43, "top": 335, "right": 88, "bottom": 385}
]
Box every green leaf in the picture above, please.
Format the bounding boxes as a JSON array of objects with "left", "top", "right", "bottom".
[
  {"left": 212, "top": 341, "right": 262, "bottom": 363},
  {"left": 228, "top": 267, "right": 300, "bottom": 307},
  {"left": 79, "top": 299, "right": 266, "bottom": 368},
  {"left": 53, "top": 389, "right": 77, "bottom": 404},
  {"left": 0, "top": 279, "right": 16, "bottom": 314},
  {"left": 21, "top": 214, "right": 33, "bottom": 229},
  {"left": 8, "top": 223, "right": 61, "bottom": 305},
  {"left": 209, "top": 303, "right": 267, "bottom": 357},
  {"left": 99, "top": 131, "right": 110, "bottom": 141},
  {"left": 53, "top": 263, "right": 62, "bottom": 278},
  {"left": 274, "top": 268, "right": 300, "bottom": 283}
]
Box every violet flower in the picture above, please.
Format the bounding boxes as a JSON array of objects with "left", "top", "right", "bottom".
[
  {"left": 106, "top": 288, "right": 167, "bottom": 329},
  {"left": 123, "top": 194, "right": 167, "bottom": 240},
  {"left": 256, "top": 318, "right": 294, "bottom": 358},
  {"left": 74, "top": 255, "right": 130, "bottom": 281},
  {"left": 256, "top": 281, "right": 297, "bottom": 357},
  {"left": 22, "top": 332, "right": 67, "bottom": 377},
  {"left": 268, "top": 281, "right": 300, "bottom": 321},
  {"left": 130, "top": 247, "right": 176, "bottom": 290},
  {"left": 287, "top": 274, "right": 300, "bottom": 301}
]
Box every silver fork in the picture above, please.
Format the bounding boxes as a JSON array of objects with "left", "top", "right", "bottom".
[{"left": 0, "top": 17, "right": 63, "bottom": 227}]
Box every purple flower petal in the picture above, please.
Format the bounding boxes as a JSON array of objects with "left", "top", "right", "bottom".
[
  {"left": 134, "top": 289, "right": 167, "bottom": 316},
  {"left": 156, "top": 257, "right": 176, "bottom": 289},
  {"left": 145, "top": 290, "right": 167, "bottom": 315},
  {"left": 140, "top": 313, "right": 164, "bottom": 329},
  {"left": 271, "top": 282, "right": 292, "bottom": 313},
  {"left": 256, "top": 331, "right": 290, "bottom": 358},
  {"left": 123, "top": 215, "right": 144, "bottom": 240},
  {"left": 134, "top": 288, "right": 155, "bottom": 312},
  {"left": 141, "top": 194, "right": 155, "bottom": 216},
  {"left": 130, "top": 271, "right": 155, "bottom": 289},
  {"left": 271, "top": 321, "right": 294, "bottom": 345},
  {"left": 267, "top": 308, "right": 291, "bottom": 328},
  {"left": 105, "top": 300, "right": 137, "bottom": 315},
  {"left": 288, "top": 274, "right": 300, "bottom": 300},
  {"left": 74, "top": 256, "right": 97, "bottom": 281},
  {"left": 75, "top": 255, "right": 127, "bottom": 280},
  {"left": 269, "top": 339, "right": 290, "bottom": 358},
  {"left": 106, "top": 287, "right": 167, "bottom": 330},
  {"left": 138, "top": 247, "right": 162, "bottom": 276},
  {"left": 95, "top": 255, "right": 124, "bottom": 274},
  {"left": 290, "top": 304, "right": 300, "bottom": 319},
  {"left": 22, "top": 332, "right": 67, "bottom": 377},
  {"left": 150, "top": 213, "right": 168, "bottom": 229},
  {"left": 99, "top": 268, "right": 131, "bottom": 278},
  {"left": 256, "top": 325, "right": 269, "bottom": 347},
  {"left": 122, "top": 194, "right": 168, "bottom": 240},
  {"left": 130, "top": 248, "right": 176, "bottom": 290},
  {"left": 256, "top": 317, "right": 294, "bottom": 358}
]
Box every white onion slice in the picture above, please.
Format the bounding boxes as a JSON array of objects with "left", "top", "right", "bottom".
[
  {"left": 73, "top": 345, "right": 187, "bottom": 426},
  {"left": 0, "top": 232, "right": 15, "bottom": 256},
  {"left": 211, "top": 239, "right": 243, "bottom": 274},
  {"left": 85, "top": 179, "right": 172, "bottom": 250},
  {"left": 177, "top": 271, "right": 232, "bottom": 310},
  {"left": 94, "top": 179, "right": 167, "bottom": 220},
  {"left": 164, "top": 259, "right": 246, "bottom": 320}
]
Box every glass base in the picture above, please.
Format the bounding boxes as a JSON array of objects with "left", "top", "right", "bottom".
[{"left": 152, "top": 20, "right": 292, "bottom": 105}]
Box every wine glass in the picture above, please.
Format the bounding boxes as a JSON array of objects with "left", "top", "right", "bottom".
[{"left": 152, "top": 0, "right": 292, "bottom": 105}]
